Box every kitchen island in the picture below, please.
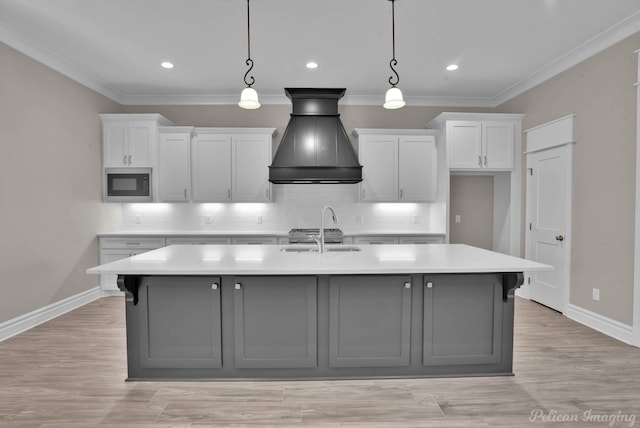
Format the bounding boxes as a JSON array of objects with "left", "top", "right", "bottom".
[{"left": 87, "top": 244, "right": 551, "bottom": 380}]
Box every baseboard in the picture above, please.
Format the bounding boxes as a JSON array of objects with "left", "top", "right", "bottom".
[
  {"left": 0, "top": 287, "right": 104, "bottom": 342},
  {"left": 566, "top": 303, "right": 634, "bottom": 345}
]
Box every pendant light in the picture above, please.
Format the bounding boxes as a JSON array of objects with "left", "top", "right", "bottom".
[
  {"left": 383, "top": 0, "right": 406, "bottom": 109},
  {"left": 238, "top": 0, "right": 260, "bottom": 109}
]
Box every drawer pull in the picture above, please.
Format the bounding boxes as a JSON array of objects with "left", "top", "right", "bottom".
[
  {"left": 212, "top": 283, "right": 219, "bottom": 290},
  {"left": 404, "top": 282, "right": 411, "bottom": 289},
  {"left": 235, "top": 283, "right": 241, "bottom": 290},
  {"left": 426, "top": 281, "right": 433, "bottom": 288}
]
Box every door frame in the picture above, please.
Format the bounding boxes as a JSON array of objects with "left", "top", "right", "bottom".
[
  {"left": 634, "top": 51, "right": 640, "bottom": 347},
  {"left": 520, "top": 115, "right": 574, "bottom": 315}
]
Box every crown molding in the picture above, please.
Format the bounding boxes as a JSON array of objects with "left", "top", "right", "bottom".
[
  {"left": 491, "top": 9, "right": 640, "bottom": 107},
  {"left": 0, "top": 23, "right": 124, "bottom": 104}
]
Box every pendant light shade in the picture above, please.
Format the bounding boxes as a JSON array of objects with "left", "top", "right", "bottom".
[
  {"left": 383, "top": 0, "right": 405, "bottom": 109},
  {"left": 238, "top": 0, "right": 260, "bottom": 109},
  {"left": 239, "top": 86, "right": 260, "bottom": 109},
  {"left": 384, "top": 86, "right": 406, "bottom": 109}
]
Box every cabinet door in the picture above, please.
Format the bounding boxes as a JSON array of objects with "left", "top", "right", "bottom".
[
  {"left": 138, "top": 276, "right": 222, "bottom": 369},
  {"left": 423, "top": 274, "right": 503, "bottom": 366},
  {"left": 398, "top": 136, "right": 437, "bottom": 201},
  {"left": 359, "top": 135, "right": 398, "bottom": 201},
  {"left": 233, "top": 276, "right": 317, "bottom": 368},
  {"left": 483, "top": 121, "right": 514, "bottom": 169},
  {"left": 158, "top": 133, "right": 190, "bottom": 202},
  {"left": 232, "top": 134, "right": 271, "bottom": 202},
  {"left": 191, "top": 135, "right": 232, "bottom": 202},
  {"left": 447, "top": 121, "right": 482, "bottom": 169},
  {"left": 103, "top": 121, "right": 128, "bottom": 167},
  {"left": 329, "top": 275, "right": 411, "bottom": 367},
  {"left": 128, "top": 121, "right": 154, "bottom": 167}
]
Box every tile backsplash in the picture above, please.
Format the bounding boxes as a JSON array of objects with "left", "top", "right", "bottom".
[{"left": 120, "top": 184, "right": 446, "bottom": 234}]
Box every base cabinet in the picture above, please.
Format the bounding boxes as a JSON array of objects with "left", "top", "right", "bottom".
[
  {"left": 138, "top": 276, "right": 222, "bottom": 369},
  {"left": 233, "top": 276, "right": 317, "bottom": 368},
  {"left": 329, "top": 275, "right": 411, "bottom": 367},
  {"left": 423, "top": 274, "right": 503, "bottom": 366},
  {"left": 121, "top": 272, "right": 518, "bottom": 380}
]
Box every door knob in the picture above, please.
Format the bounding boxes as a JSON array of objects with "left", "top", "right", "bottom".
[{"left": 555, "top": 235, "right": 564, "bottom": 241}]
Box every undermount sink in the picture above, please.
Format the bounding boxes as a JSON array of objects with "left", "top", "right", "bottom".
[{"left": 280, "top": 246, "right": 361, "bottom": 253}]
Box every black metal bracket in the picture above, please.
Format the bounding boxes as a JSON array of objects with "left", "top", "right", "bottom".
[
  {"left": 502, "top": 272, "right": 524, "bottom": 302},
  {"left": 117, "top": 275, "right": 142, "bottom": 306}
]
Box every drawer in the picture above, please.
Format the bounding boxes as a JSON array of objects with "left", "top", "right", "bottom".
[
  {"left": 399, "top": 236, "right": 445, "bottom": 244},
  {"left": 232, "top": 236, "right": 278, "bottom": 245},
  {"left": 100, "top": 237, "right": 166, "bottom": 250},
  {"left": 353, "top": 236, "right": 399, "bottom": 245},
  {"left": 166, "top": 237, "right": 232, "bottom": 245}
]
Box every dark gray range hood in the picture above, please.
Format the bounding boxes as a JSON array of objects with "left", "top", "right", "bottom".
[{"left": 268, "top": 88, "right": 363, "bottom": 184}]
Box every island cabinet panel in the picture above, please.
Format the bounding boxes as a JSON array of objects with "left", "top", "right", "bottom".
[
  {"left": 329, "top": 275, "right": 412, "bottom": 367},
  {"left": 233, "top": 276, "right": 317, "bottom": 368},
  {"left": 138, "top": 276, "right": 222, "bottom": 369},
  {"left": 422, "top": 274, "right": 503, "bottom": 366}
]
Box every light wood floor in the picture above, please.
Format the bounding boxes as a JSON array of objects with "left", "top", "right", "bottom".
[{"left": 1, "top": 297, "right": 639, "bottom": 427}]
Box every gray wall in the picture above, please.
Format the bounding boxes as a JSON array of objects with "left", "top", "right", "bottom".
[
  {"left": 496, "top": 32, "right": 639, "bottom": 325},
  {"left": 0, "top": 42, "right": 122, "bottom": 323},
  {"left": 449, "top": 176, "right": 494, "bottom": 250}
]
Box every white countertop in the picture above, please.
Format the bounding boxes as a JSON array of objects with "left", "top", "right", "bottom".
[
  {"left": 97, "top": 230, "right": 446, "bottom": 237},
  {"left": 87, "top": 244, "right": 552, "bottom": 276}
]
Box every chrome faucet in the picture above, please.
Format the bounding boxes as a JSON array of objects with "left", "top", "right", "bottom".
[{"left": 317, "top": 205, "right": 339, "bottom": 253}]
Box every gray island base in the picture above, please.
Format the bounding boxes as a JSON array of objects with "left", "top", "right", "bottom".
[
  {"left": 86, "top": 244, "right": 551, "bottom": 381},
  {"left": 118, "top": 271, "right": 523, "bottom": 381}
]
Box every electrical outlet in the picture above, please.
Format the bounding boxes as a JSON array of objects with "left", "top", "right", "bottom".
[
  {"left": 204, "top": 216, "right": 212, "bottom": 225},
  {"left": 257, "top": 215, "right": 263, "bottom": 224},
  {"left": 135, "top": 214, "right": 142, "bottom": 224},
  {"left": 413, "top": 215, "right": 419, "bottom": 224},
  {"left": 592, "top": 288, "right": 600, "bottom": 301},
  {"left": 356, "top": 215, "right": 364, "bottom": 224},
  {"left": 455, "top": 214, "right": 461, "bottom": 223}
]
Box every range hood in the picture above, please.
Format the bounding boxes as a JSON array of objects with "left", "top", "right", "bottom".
[{"left": 269, "top": 88, "right": 363, "bottom": 184}]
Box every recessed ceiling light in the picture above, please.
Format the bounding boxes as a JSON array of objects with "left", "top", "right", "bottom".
[
  {"left": 446, "top": 64, "right": 459, "bottom": 71},
  {"left": 306, "top": 62, "right": 318, "bottom": 69},
  {"left": 161, "top": 61, "right": 174, "bottom": 69}
]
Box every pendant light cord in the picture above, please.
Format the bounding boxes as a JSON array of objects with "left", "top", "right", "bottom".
[
  {"left": 243, "top": 0, "right": 255, "bottom": 87},
  {"left": 388, "top": 0, "right": 400, "bottom": 87}
]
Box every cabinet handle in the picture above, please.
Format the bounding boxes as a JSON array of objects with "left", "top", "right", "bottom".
[
  {"left": 227, "top": 189, "right": 231, "bottom": 199},
  {"left": 123, "top": 155, "right": 127, "bottom": 165},
  {"left": 400, "top": 189, "right": 403, "bottom": 199},
  {"left": 483, "top": 156, "right": 487, "bottom": 166},
  {"left": 125, "top": 242, "right": 141, "bottom": 246},
  {"left": 404, "top": 282, "right": 411, "bottom": 289},
  {"left": 478, "top": 156, "right": 482, "bottom": 166},
  {"left": 128, "top": 155, "right": 132, "bottom": 165},
  {"left": 235, "top": 283, "right": 241, "bottom": 290},
  {"left": 212, "top": 283, "right": 219, "bottom": 290},
  {"left": 362, "top": 188, "right": 366, "bottom": 199},
  {"left": 426, "top": 281, "right": 433, "bottom": 288},
  {"left": 265, "top": 188, "right": 269, "bottom": 199},
  {"left": 184, "top": 189, "right": 187, "bottom": 199}
]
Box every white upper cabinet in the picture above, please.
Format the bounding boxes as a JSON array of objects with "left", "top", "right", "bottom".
[
  {"left": 192, "top": 133, "right": 233, "bottom": 202},
  {"left": 100, "top": 114, "right": 173, "bottom": 168},
  {"left": 429, "top": 113, "right": 522, "bottom": 171},
  {"left": 354, "top": 129, "right": 438, "bottom": 202},
  {"left": 158, "top": 127, "right": 193, "bottom": 202},
  {"left": 233, "top": 134, "right": 272, "bottom": 202},
  {"left": 192, "top": 128, "right": 276, "bottom": 203}
]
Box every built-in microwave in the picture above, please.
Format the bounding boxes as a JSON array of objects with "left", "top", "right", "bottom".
[{"left": 104, "top": 168, "right": 153, "bottom": 202}]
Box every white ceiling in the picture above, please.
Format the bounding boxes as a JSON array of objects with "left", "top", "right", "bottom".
[{"left": 2, "top": 0, "right": 640, "bottom": 107}]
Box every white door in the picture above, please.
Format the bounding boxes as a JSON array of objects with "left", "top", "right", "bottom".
[
  {"left": 158, "top": 133, "right": 190, "bottom": 202},
  {"left": 232, "top": 134, "right": 271, "bottom": 202},
  {"left": 526, "top": 145, "right": 570, "bottom": 312},
  {"left": 191, "top": 135, "right": 232, "bottom": 202},
  {"left": 398, "top": 136, "right": 436, "bottom": 202}
]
